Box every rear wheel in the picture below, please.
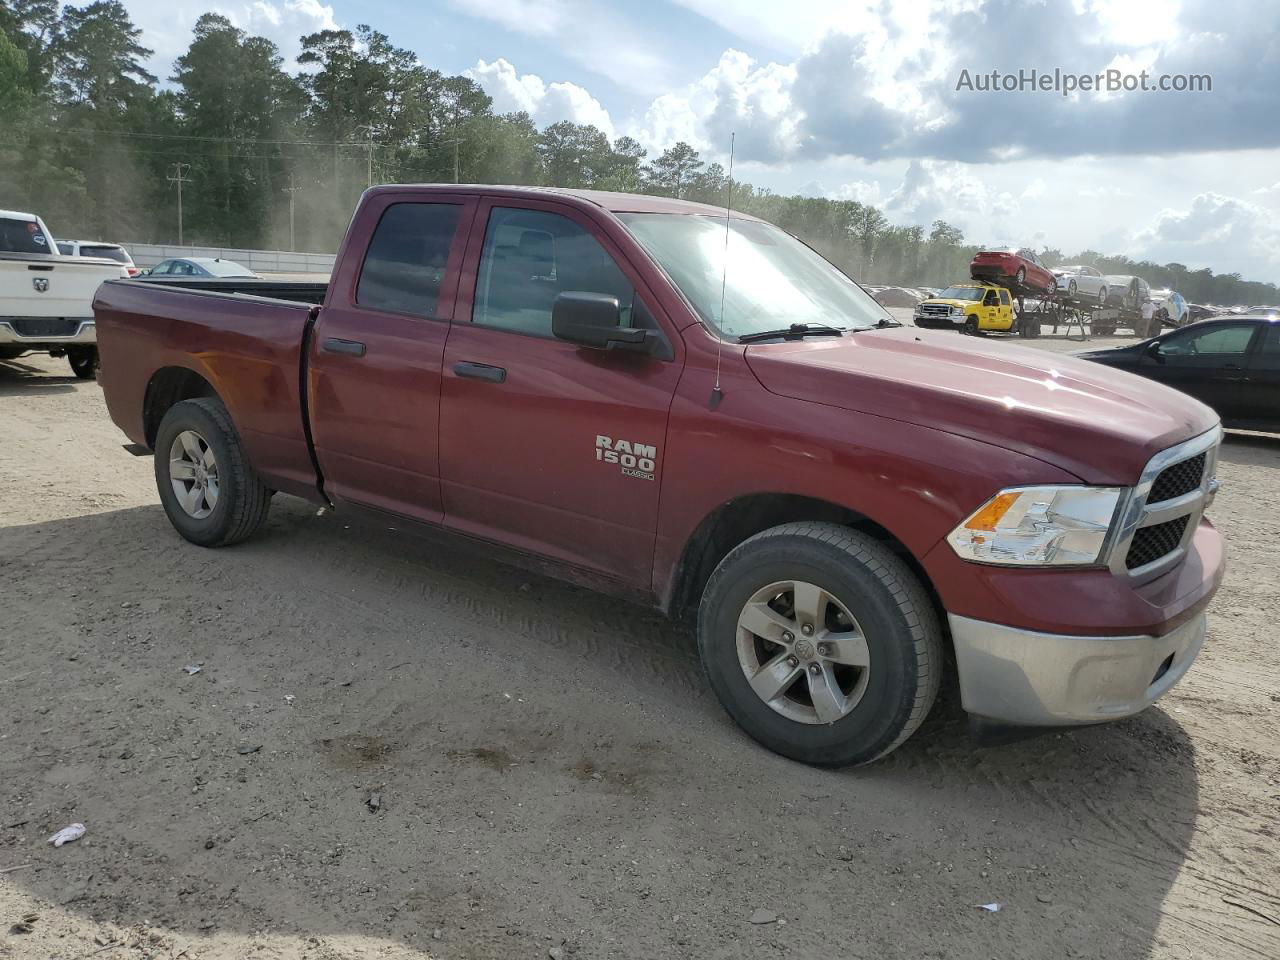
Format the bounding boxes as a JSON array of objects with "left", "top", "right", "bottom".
[
  {"left": 697, "top": 523, "right": 943, "bottom": 766},
  {"left": 67, "top": 346, "right": 98, "bottom": 380},
  {"left": 154, "top": 397, "right": 270, "bottom": 547}
]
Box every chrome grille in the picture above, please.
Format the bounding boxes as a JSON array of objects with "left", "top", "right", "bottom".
[
  {"left": 1149, "top": 453, "right": 1205, "bottom": 504},
  {"left": 918, "top": 303, "right": 952, "bottom": 317},
  {"left": 1107, "top": 428, "right": 1221, "bottom": 580},
  {"left": 1125, "top": 516, "right": 1190, "bottom": 570}
]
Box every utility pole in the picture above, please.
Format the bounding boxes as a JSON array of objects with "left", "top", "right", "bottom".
[
  {"left": 356, "top": 125, "right": 377, "bottom": 187},
  {"left": 166, "top": 162, "right": 192, "bottom": 245},
  {"left": 283, "top": 172, "right": 301, "bottom": 250}
]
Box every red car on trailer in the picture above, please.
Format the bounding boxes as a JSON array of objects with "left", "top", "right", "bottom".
[{"left": 970, "top": 247, "right": 1057, "bottom": 296}]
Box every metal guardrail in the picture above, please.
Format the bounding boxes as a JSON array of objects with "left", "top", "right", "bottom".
[{"left": 121, "top": 243, "right": 335, "bottom": 276}]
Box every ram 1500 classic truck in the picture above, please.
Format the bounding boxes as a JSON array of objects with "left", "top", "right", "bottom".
[
  {"left": 93, "top": 185, "right": 1224, "bottom": 766},
  {"left": 2, "top": 209, "right": 131, "bottom": 378}
]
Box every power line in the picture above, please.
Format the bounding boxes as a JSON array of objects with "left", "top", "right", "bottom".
[{"left": 51, "top": 125, "right": 373, "bottom": 147}]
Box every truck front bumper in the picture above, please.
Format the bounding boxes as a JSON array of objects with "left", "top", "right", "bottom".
[
  {"left": 0, "top": 318, "right": 97, "bottom": 345},
  {"left": 949, "top": 612, "right": 1205, "bottom": 726}
]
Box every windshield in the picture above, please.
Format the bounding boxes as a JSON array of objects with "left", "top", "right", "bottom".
[
  {"left": 617, "top": 213, "right": 889, "bottom": 336},
  {"left": 938, "top": 286, "right": 984, "bottom": 301}
]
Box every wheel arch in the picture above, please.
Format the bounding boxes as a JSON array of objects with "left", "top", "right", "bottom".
[
  {"left": 662, "top": 492, "right": 944, "bottom": 625},
  {"left": 143, "top": 366, "right": 222, "bottom": 447}
]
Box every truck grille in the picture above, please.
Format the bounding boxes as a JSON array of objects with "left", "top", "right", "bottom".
[
  {"left": 1109, "top": 430, "right": 1220, "bottom": 578},
  {"left": 1149, "top": 453, "right": 1205, "bottom": 504},
  {"left": 9, "top": 317, "right": 80, "bottom": 337},
  {"left": 1126, "top": 516, "right": 1190, "bottom": 570},
  {"left": 918, "top": 303, "right": 952, "bottom": 317}
]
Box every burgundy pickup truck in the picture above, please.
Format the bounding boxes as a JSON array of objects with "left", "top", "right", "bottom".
[{"left": 94, "top": 185, "right": 1224, "bottom": 765}]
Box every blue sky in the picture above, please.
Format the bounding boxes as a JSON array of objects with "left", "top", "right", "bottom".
[{"left": 125, "top": 0, "right": 1280, "bottom": 283}]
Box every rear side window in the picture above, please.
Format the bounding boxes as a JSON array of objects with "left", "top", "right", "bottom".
[
  {"left": 1253, "top": 324, "right": 1280, "bottom": 370},
  {"left": 357, "top": 203, "right": 463, "bottom": 318},
  {"left": 999, "top": 289, "right": 1010, "bottom": 305},
  {"left": 57, "top": 242, "right": 75, "bottom": 255}
]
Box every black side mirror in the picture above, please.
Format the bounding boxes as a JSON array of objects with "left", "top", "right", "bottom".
[
  {"left": 1145, "top": 340, "right": 1164, "bottom": 363},
  {"left": 552, "top": 292, "right": 654, "bottom": 354}
]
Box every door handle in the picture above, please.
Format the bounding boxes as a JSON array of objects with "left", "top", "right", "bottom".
[
  {"left": 454, "top": 361, "right": 506, "bottom": 383},
  {"left": 322, "top": 337, "right": 366, "bottom": 357}
]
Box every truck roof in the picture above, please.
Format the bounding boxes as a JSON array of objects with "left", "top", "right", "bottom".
[
  {"left": 0, "top": 209, "right": 38, "bottom": 222},
  {"left": 364, "top": 184, "right": 765, "bottom": 220}
]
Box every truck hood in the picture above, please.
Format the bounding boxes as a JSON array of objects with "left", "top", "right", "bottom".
[{"left": 744, "top": 328, "right": 1218, "bottom": 484}]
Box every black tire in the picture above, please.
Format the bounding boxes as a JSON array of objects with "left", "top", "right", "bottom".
[
  {"left": 154, "top": 397, "right": 270, "bottom": 547},
  {"left": 964, "top": 314, "right": 980, "bottom": 335},
  {"left": 68, "top": 346, "right": 98, "bottom": 380},
  {"left": 1014, "top": 266, "right": 1026, "bottom": 287},
  {"left": 1067, "top": 280, "right": 1077, "bottom": 298},
  {"left": 697, "top": 522, "right": 943, "bottom": 766},
  {"left": 1098, "top": 286, "right": 1108, "bottom": 306}
]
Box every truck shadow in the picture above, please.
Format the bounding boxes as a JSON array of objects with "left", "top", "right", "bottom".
[
  {"left": 0, "top": 358, "right": 80, "bottom": 396},
  {"left": 1, "top": 500, "right": 1207, "bottom": 960}
]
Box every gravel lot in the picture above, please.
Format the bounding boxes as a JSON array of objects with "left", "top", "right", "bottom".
[{"left": 2, "top": 322, "right": 1278, "bottom": 960}]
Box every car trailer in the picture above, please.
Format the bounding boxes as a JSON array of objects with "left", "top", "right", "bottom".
[{"left": 1009, "top": 291, "right": 1142, "bottom": 342}]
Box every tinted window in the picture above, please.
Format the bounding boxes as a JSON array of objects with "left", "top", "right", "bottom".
[
  {"left": 474, "top": 207, "right": 633, "bottom": 337},
  {"left": 357, "top": 203, "right": 462, "bottom": 318},
  {"left": 983, "top": 290, "right": 998, "bottom": 306},
  {"left": 57, "top": 242, "right": 75, "bottom": 255},
  {"left": 81, "top": 245, "right": 130, "bottom": 264},
  {"left": 999, "top": 289, "right": 1010, "bottom": 305},
  {"left": 0, "top": 217, "right": 50, "bottom": 253},
  {"left": 1251, "top": 323, "right": 1280, "bottom": 370},
  {"left": 1162, "top": 323, "right": 1255, "bottom": 358}
]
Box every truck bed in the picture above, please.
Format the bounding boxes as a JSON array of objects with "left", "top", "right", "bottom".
[
  {"left": 94, "top": 277, "right": 321, "bottom": 500},
  {"left": 128, "top": 276, "right": 329, "bottom": 304}
]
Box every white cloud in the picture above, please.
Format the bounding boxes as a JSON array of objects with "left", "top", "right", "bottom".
[
  {"left": 467, "top": 59, "right": 615, "bottom": 136},
  {"left": 632, "top": 50, "right": 798, "bottom": 162},
  {"left": 1132, "top": 193, "right": 1280, "bottom": 277}
]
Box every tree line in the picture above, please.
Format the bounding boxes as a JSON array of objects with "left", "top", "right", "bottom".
[{"left": 2, "top": 1, "right": 1275, "bottom": 306}]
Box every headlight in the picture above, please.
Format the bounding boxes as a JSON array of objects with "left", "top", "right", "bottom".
[
  {"left": 950, "top": 306, "right": 964, "bottom": 316},
  {"left": 947, "top": 486, "right": 1123, "bottom": 566}
]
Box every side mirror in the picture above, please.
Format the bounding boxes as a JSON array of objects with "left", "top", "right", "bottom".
[
  {"left": 1145, "top": 340, "right": 1164, "bottom": 363},
  {"left": 552, "top": 292, "right": 654, "bottom": 354}
]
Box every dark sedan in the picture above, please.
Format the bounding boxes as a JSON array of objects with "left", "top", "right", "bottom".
[{"left": 1076, "top": 315, "right": 1280, "bottom": 430}]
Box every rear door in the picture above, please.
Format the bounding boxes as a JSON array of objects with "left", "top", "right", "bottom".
[
  {"left": 1242, "top": 321, "right": 1280, "bottom": 426},
  {"left": 437, "top": 197, "right": 683, "bottom": 586},
  {"left": 308, "top": 193, "right": 477, "bottom": 523}
]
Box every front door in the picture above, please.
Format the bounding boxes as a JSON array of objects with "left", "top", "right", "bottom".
[
  {"left": 309, "top": 194, "right": 476, "bottom": 523},
  {"left": 438, "top": 199, "right": 683, "bottom": 587},
  {"left": 1139, "top": 321, "right": 1259, "bottom": 417}
]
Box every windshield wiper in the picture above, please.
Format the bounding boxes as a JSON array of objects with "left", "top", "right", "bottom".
[{"left": 737, "top": 323, "right": 846, "bottom": 343}]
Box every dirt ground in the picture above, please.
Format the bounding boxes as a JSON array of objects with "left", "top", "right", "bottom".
[{"left": 2, "top": 327, "right": 1278, "bottom": 960}]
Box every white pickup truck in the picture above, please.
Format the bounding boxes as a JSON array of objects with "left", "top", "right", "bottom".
[{"left": 1, "top": 209, "right": 130, "bottom": 378}]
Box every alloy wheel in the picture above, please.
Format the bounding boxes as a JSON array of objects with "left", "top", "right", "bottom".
[
  {"left": 736, "top": 580, "right": 871, "bottom": 724},
  {"left": 168, "top": 429, "right": 219, "bottom": 519}
]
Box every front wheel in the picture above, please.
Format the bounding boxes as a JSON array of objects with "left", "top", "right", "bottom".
[
  {"left": 67, "top": 346, "right": 98, "bottom": 380},
  {"left": 154, "top": 397, "right": 271, "bottom": 547},
  {"left": 697, "top": 523, "right": 943, "bottom": 766}
]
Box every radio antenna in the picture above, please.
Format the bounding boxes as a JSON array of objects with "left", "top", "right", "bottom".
[{"left": 711, "top": 131, "right": 734, "bottom": 410}]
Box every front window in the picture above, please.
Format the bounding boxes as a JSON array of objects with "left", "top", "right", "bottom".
[
  {"left": 938, "top": 286, "right": 984, "bottom": 301},
  {"left": 617, "top": 213, "right": 889, "bottom": 337}
]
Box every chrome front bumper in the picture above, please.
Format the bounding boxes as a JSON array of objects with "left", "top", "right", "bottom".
[
  {"left": 949, "top": 612, "right": 1206, "bottom": 726},
  {"left": 0, "top": 319, "right": 97, "bottom": 345}
]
